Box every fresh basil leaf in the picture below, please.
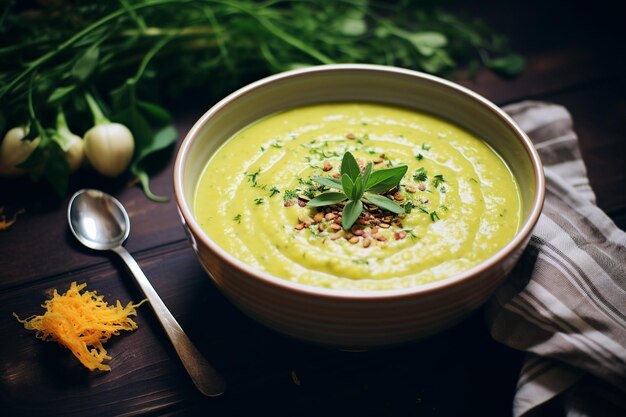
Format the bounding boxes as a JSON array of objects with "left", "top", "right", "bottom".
[
  {"left": 341, "top": 173, "right": 354, "bottom": 198},
  {"left": 406, "top": 32, "right": 447, "bottom": 56},
  {"left": 342, "top": 199, "right": 363, "bottom": 230},
  {"left": 366, "top": 165, "right": 408, "bottom": 193},
  {"left": 18, "top": 137, "right": 69, "bottom": 196},
  {"left": 351, "top": 172, "right": 364, "bottom": 201},
  {"left": 361, "top": 162, "right": 372, "bottom": 189},
  {"left": 137, "top": 100, "right": 173, "bottom": 125},
  {"left": 134, "top": 124, "right": 177, "bottom": 163},
  {"left": 341, "top": 151, "right": 361, "bottom": 180},
  {"left": 486, "top": 53, "right": 525, "bottom": 77},
  {"left": 307, "top": 192, "right": 347, "bottom": 207},
  {"left": 71, "top": 46, "right": 99, "bottom": 82},
  {"left": 312, "top": 175, "right": 343, "bottom": 190},
  {"left": 48, "top": 85, "right": 76, "bottom": 104},
  {"left": 363, "top": 192, "right": 405, "bottom": 214}
]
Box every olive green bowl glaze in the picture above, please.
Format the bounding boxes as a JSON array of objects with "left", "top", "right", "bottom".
[{"left": 174, "top": 64, "right": 545, "bottom": 349}]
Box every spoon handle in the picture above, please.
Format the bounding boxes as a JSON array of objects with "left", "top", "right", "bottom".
[{"left": 112, "top": 246, "right": 226, "bottom": 397}]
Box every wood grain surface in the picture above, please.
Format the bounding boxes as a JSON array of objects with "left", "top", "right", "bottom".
[{"left": 1, "top": 1, "right": 624, "bottom": 416}]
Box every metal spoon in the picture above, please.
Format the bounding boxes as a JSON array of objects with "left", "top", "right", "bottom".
[{"left": 67, "top": 188, "right": 225, "bottom": 397}]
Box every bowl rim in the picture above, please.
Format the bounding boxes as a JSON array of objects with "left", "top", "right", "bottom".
[{"left": 173, "top": 63, "right": 545, "bottom": 300}]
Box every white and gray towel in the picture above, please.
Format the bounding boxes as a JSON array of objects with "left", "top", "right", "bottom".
[{"left": 487, "top": 101, "right": 626, "bottom": 416}]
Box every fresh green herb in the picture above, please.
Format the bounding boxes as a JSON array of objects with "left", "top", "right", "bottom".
[
  {"left": 413, "top": 167, "right": 428, "bottom": 182},
  {"left": 416, "top": 153, "right": 424, "bottom": 161},
  {"left": 439, "top": 186, "right": 447, "bottom": 193},
  {"left": 404, "top": 200, "right": 414, "bottom": 214},
  {"left": 307, "top": 152, "right": 407, "bottom": 230},
  {"left": 244, "top": 169, "right": 261, "bottom": 186},
  {"left": 260, "top": 146, "right": 267, "bottom": 152},
  {"left": 352, "top": 258, "right": 369, "bottom": 265},
  {"left": 283, "top": 189, "right": 298, "bottom": 201},
  {"left": 417, "top": 206, "right": 429, "bottom": 214},
  {"left": 405, "top": 229, "right": 417, "bottom": 239},
  {"left": 430, "top": 210, "right": 440, "bottom": 222},
  {"left": 269, "top": 186, "right": 280, "bottom": 197},
  {"left": 432, "top": 174, "right": 446, "bottom": 187},
  {"left": 470, "top": 177, "right": 479, "bottom": 183},
  {"left": 254, "top": 197, "right": 265, "bottom": 205},
  {"left": 422, "top": 143, "right": 431, "bottom": 151},
  {"left": 271, "top": 142, "right": 283, "bottom": 149},
  {"left": 0, "top": 1, "right": 522, "bottom": 197},
  {"left": 439, "top": 205, "right": 449, "bottom": 212},
  {"left": 233, "top": 214, "right": 242, "bottom": 223}
]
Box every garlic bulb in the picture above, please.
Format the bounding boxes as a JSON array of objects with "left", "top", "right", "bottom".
[
  {"left": 84, "top": 123, "right": 134, "bottom": 177},
  {"left": 0, "top": 127, "right": 40, "bottom": 177}
]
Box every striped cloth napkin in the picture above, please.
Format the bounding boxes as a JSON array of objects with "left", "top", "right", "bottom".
[{"left": 487, "top": 101, "right": 626, "bottom": 417}]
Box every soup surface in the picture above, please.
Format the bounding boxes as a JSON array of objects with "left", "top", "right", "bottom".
[{"left": 194, "top": 103, "right": 521, "bottom": 290}]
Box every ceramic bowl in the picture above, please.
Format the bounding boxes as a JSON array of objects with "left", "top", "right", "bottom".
[{"left": 173, "top": 64, "right": 545, "bottom": 349}]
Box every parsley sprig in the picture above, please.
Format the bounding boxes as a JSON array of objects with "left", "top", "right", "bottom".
[{"left": 307, "top": 152, "right": 407, "bottom": 230}]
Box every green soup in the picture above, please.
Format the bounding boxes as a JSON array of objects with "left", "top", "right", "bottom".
[{"left": 194, "top": 103, "right": 521, "bottom": 291}]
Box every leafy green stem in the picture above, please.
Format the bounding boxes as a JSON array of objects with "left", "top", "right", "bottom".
[
  {"left": 84, "top": 92, "right": 110, "bottom": 125},
  {"left": 0, "top": 0, "right": 195, "bottom": 100}
]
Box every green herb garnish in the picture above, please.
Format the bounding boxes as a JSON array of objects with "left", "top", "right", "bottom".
[
  {"left": 254, "top": 197, "right": 265, "bottom": 205},
  {"left": 233, "top": 214, "right": 242, "bottom": 223},
  {"left": 269, "top": 186, "right": 280, "bottom": 197},
  {"left": 413, "top": 167, "right": 428, "bottom": 182},
  {"left": 244, "top": 169, "right": 261, "bottom": 186},
  {"left": 432, "top": 174, "right": 446, "bottom": 188},
  {"left": 416, "top": 153, "right": 424, "bottom": 161},
  {"left": 430, "top": 211, "right": 440, "bottom": 222},
  {"left": 422, "top": 143, "right": 431, "bottom": 151},
  {"left": 307, "top": 152, "right": 407, "bottom": 230},
  {"left": 283, "top": 189, "right": 298, "bottom": 201}
]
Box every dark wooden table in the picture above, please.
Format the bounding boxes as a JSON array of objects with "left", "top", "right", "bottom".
[{"left": 1, "top": 2, "right": 624, "bottom": 416}]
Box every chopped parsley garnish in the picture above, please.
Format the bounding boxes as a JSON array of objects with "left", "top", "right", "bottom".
[
  {"left": 416, "top": 153, "right": 423, "bottom": 161},
  {"left": 271, "top": 142, "right": 283, "bottom": 148},
  {"left": 430, "top": 210, "right": 440, "bottom": 222},
  {"left": 413, "top": 167, "right": 428, "bottom": 182},
  {"left": 432, "top": 174, "right": 446, "bottom": 188},
  {"left": 269, "top": 186, "right": 280, "bottom": 197},
  {"left": 244, "top": 169, "right": 261, "bottom": 186},
  {"left": 417, "top": 206, "right": 429, "bottom": 214},
  {"left": 422, "top": 143, "right": 431, "bottom": 151},
  {"left": 254, "top": 197, "right": 265, "bottom": 205},
  {"left": 233, "top": 214, "right": 242, "bottom": 223},
  {"left": 404, "top": 200, "right": 414, "bottom": 214},
  {"left": 405, "top": 229, "right": 417, "bottom": 239},
  {"left": 283, "top": 189, "right": 298, "bottom": 201}
]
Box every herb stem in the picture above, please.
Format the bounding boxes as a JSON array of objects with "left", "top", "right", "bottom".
[
  {"left": 0, "top": 0, "right": 195, "bottom": 100},
  {"left": 84, "top": 92, "right": 110, "bottom": 126}
]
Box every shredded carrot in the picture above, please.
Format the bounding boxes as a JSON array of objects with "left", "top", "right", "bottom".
[
  {"left": 0, "top": 207, "right": 24, "bottom": 231},
  {"left": 14, "top": 282, "right": 147, "bottom": 371}
]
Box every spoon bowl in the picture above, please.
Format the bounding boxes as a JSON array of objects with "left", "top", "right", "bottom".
[
  {"left": 68, "top": 189, "right": 129, "bottom": 250},
  {"left": 67, "top": 189, "right": 226, "bottom": 397}
]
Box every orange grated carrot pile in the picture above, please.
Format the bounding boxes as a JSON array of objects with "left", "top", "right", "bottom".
[
  {"left": 14, "top": 282, "right": 147, "bottom": 371},
  {"left": 0, "top": 207, "right": 24, "bottom": 231}
]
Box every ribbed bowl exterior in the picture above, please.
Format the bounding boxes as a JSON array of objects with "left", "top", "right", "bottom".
[{"left": 174, "top": 64, "right": 544, "bottom": 349}]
